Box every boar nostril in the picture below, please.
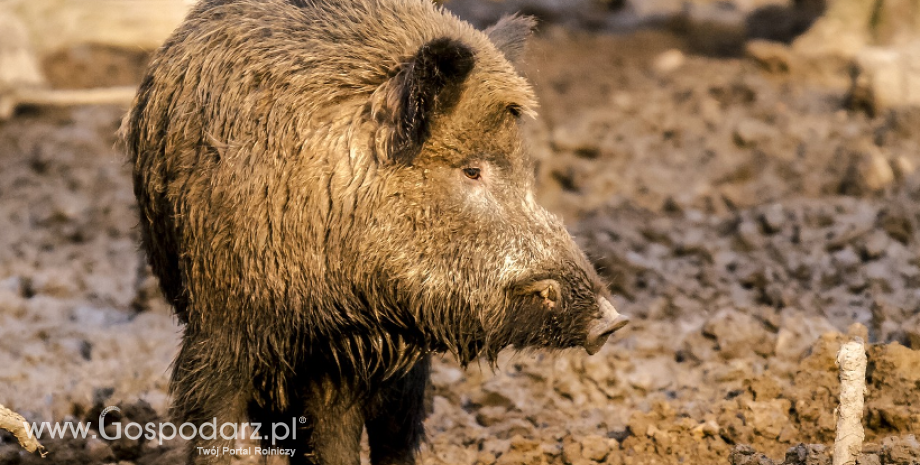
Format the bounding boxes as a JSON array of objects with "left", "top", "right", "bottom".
[{"left": 584, "top": 297, "right": 629, "bottom": 355}]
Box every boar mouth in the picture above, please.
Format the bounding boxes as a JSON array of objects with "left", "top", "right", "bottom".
[{"left": 583, "top": 297, "right": 629, "bottom": 355}]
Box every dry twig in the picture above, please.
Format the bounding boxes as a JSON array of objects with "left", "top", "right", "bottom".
[{"left": 0, "top": 404, "right": 46, "bottom": 457}]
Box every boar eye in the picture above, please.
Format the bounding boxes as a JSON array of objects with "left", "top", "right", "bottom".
[
  {"left": 507, "top": 104, "right": 522, "bottom": 117},
  {"left": 462, "top": 167, "right": 482, "bottom": 180}
]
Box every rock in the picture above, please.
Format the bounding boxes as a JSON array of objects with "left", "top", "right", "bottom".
[
  {"left": 562, "top": 437, "right": 583, "bottom": 465},
  {"left": 904, "top": 312, "right": 920, "bottom": 350},
  {"left": 481, "top": 437, "right": 511, "bottom": 460},
  {"left": 737, "top": 219, "right": 765, "bottom": 250},
  {"left": 430, "top": 364, "right": 464, "bottom": 388},
  {"left": 869, "top": 0, "right": 920, "bottom": 46},
  {"left": 892, "top": 155, "right": 916, "bottom": 179},
  {"left": 832, "top": 247, "right": 861, "bottom": 269},
  {"left": 746, "top": 40, "right": 794, "bottom": 73},
  {"left": 840, "top": 145, "right": 896, "bottom": 194},
  {"left": 433, "top": 442, "right": 479, "bottom": 465},
  {"left": 677, "top": 2, "right": 747, "bottom": 56},
  {"left": 733, "top": 118, "right": 776, "bottom": 148},
  {"left": 743, "top": 399, "right": 792, "bottom": 440},
  {"left": 865, "top": 344, "right": 920, "bottom": 433},
  {"left": 652, "top": 49, "right": 685, "bottom": 74},
  {"left": 475, "top": 406, "right": 507, "bottom": 427},
  {"left": 29, "top": 268, "right": 79, "bottom": 297},
  {"left": 849, "top": 43, "right": 920, "bottom": 115},
  {"left": 495, "top": 435, "right": 543, "bottom": 465},
  {"left": 855, "top": 452, "right": 881, "bottom": 465},
  {"left": 645, "top": 424, "right": 673, "bottom": 448},
  {"left": 861, "top": 230, "right": 890, "bottom": 260},
  {"left": 475, "top": 451, "right": 497, "bottom": 465},
  {"left": 85, "top": 436, "right": 115, "bottom": 462},
  {"left": 690, "top": 420, "right": 720, "bottom": 439},
  {"left": 492, "top": 418, "right": 533, "bottom": 439},
  {"left": 881, "top": 435, "right": 920, "bottom": 464},
  {"left": 579, "top": 434, "right": 613, "bottom": 462},
  {"left": 550, "top": 110, "right": 608, "bottom": 156},
  {"left": 703, "top": 308, "right": 776, "bottom": 359},
  {"left": 760, "top": 203, "right": 786, "bottom": 234},
  {"left": 781, "top": 443, "right": 830, "bottom": 465},
  {"left": 468, "top": 385, "right": 517, "bottom": 410},
  {"left": 792, "top": 0, "right": 876, "bottom": 59},
  {"left": 744, "top": 374, "right": 783, "bottom": 401},
  {"left": 729, "top": 444, "right": 776, "bottom": 465}
]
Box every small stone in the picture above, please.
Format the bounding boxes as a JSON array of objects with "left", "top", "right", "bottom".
[
  {"left": 832, "top": 247, "right": 861, "bottom": 269},
  {"left": 842, "top": 146, "right": 895, "bottom": 194},
  {"left": 729, "top": 444, "right": 775, "bottom": 465},
  {"left": 862, "top": 230, "right": 889, "bottom": 260},
  {"left": 475, "top": 406, "right": 508, "bottom": 427},
  {"left": 481, "top": 437, "right": 511, "bottom": 458},
  {"left": 737, "top": 220, "right": 764, "bottom": 250},
  {"left": 562, "top": 438, "right": 583, "bottom": 464},
  {"left": 774, "top": 309, "right": 837, "bottom": 360},
  {"left": 855, "top": 453, "right": 881, "bottom": 465},
  {"left": 468, "top": 387, "right": 516, "bottom": 409},
  {"left": 733, "top": 118, "right": 776, "bottom": 147},
  {"left": 85, "top": 436, "right": 115, "bottom": 462},
  {"left": 850, "top": 43, "right": 920, "bottom": 114},
  {"left": 653, "top": 49, "right": 685, "bottom": 74},
  {"left": 495, "top": 435, "right": 542, "bottom": 465},
  {"left": 579, "top": 434, "right": 612, "bottom": 462},
  {"left": 0, "top": 276, "right": 23, "bottom": 294},
  {"left": 703, "top": 308, "right": 776, "bottom": 359},
  {"left": 904, "top": 312, "right": 920, "bottom": 350},
  {"left": 760, "top": 204, "right": 785, "bottom": 234},
  {"left": 690, "top": 420, "right": 720, "bottom": 439},
  {"left": 742, "top": 399, "right": 792, "bottom": 440},
  {"left": 782, "top": 443, "right": 830, "bottom": 465},
  {"left": 892, "top": 155, "right": 916, "bottom": 179},
  {"left": 746, "top": 40, "right": 793, "bottom": 73},
  {"left": 475, "top": 452, "right": 497, "bottom": 465},
  {"left": 645, "top": 425, "right": 672, "bottom": 448},
  {"left": 882, "top": 435, "right": 920, "bottom": 464},
  {"left": 429, "top": 365, "right": 463, "bottom": 388}
]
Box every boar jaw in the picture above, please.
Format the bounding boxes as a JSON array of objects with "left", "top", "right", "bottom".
[{"left": 584, "top": 297, "right": 629, "bottom": 355}]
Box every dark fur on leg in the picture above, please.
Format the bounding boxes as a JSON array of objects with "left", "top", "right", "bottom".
[
  {"left": 171, "top": 336, "right": 249, "bottom": 465},
  {"left": 296, "top": 380, "right": 365, "bottom": 465},
  {"left": 366, "top": 356, "right": 431, "bottom": 465}
]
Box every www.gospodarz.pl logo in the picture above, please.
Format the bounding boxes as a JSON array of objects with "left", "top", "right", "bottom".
[{"left": 23, "top": 406, "right": 305, "bottom": 457}]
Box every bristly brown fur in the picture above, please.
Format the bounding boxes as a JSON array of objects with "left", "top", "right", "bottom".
[{"left": 122, "top": 1, "right": 610, "bottom": 464}]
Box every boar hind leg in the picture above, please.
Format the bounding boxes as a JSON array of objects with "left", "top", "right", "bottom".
[{"left": 365, "top": 356, "right": 431, "bottom": 465}]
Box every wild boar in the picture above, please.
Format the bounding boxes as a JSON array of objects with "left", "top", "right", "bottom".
[{"left": 122, "top": 0, "right": 628, "bottom": 463}]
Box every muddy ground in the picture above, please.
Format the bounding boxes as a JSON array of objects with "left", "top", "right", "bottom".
[{"left": 1, "top": 8, "right": 919, "bottom": 465}]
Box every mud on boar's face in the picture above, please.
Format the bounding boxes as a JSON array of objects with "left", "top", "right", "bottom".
[{"left": 353, "top": 22, "right": 628, "bottom": 362}]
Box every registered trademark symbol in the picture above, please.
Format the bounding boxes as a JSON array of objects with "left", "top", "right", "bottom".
[{"left": 299, "top": 416, "right": 307, "bottom": 424}]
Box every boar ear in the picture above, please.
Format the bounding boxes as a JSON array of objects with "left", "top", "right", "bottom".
[
  {"left": 484, "top": 14, "right": 537, "bottom": 64},
  {"left": 388, "top": 37, "right": 475, "bottom": 165}
]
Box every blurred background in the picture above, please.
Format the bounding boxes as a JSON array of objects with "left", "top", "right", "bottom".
[{"left": 1, "top": 1, "right": 919, "bottom": 464}]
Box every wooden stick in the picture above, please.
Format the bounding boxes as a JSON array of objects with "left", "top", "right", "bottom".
[
  {"left": 0, "top": 86, "right": 137, "bottom": 120},
  {"left": 0, "top": 404, "right": 46, "bottom": 457},
  {"left": 14, "top": 87, "right": 137, "bottom": 107},
  {"left": 833, "top": 338, "right": 867, "bottom": 465}
]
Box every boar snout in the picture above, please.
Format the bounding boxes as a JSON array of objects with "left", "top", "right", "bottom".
[{"left": 584, "top": 297, "right": 629, "bottom": 355}]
